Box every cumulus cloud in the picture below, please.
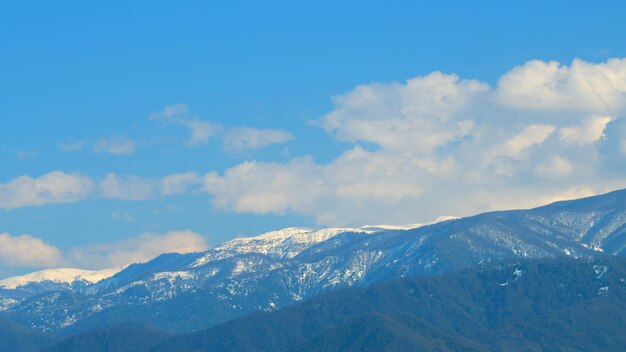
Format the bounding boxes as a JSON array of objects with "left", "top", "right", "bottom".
[
  {"left": 0, "top": 172, "right": 94, "bottom": 209},
  {"left": 204, "top": 148, "right": 455, "bottom": 225},
  {"left": 497, "top": 58, "right": 626, "bottom": 112},
  {"left": 559, "top": 116, "right": 613, "bottom": 145},
  {"left": 67, "top": 230, "right": 208, "bottom": 268},
  {"left": 503, "top": 124, "right": 557, "bottom": 156},
  {"left": 94, "top": 136, "right": 137, "bottom": 155},
  {"left": 201, "top": 58, "right": 626, "bottom": 226},
  {"left": 0, "top": 232, "right": 62, "bottom": 267},
  {"left": 223, "top": 127, "right": 294, "bottom": 152},
  {"left": 322, "top": 72, "right": 486, "bottom": 153}
]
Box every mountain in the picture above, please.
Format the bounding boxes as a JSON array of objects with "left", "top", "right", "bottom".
[
  {"left": 151, "top": 256, "right": 626, "bottom": 352},
  {"left": 41, "top": 256, "right": 626, "bottom": 352},
  {"left": 2, "top": 188, "right": 626, "bottom": 334}
]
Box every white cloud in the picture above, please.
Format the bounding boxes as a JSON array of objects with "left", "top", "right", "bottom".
[
  {"left": 0, "top": 230, "right": 208, "bottom": 271},
  {"left": 498, "top": 58, "right": 626, "bottom": 112},
  {"left": 0, "top": 171, "right": 203, "bottom": 208},
  {"left": 93, "top": 136, "right": 137, "bottom": 155},
  {"left": 534, "top": 156, "right": 573, "bottom": 178},
  {"left": 559, "top": 116, "right": 613, "bottom": 145},
  {"left": 223, "top": 127, "right": 294, "bottom": 152},
  {"left": 100, "top": 172, "right": 202, "bottom": 200},
  {"left": 152, "top": 103, "right": 295, "bottom": 150},
  {"left": 150, "top": 103, "right": 220, "bottom": 145},
  {"left": 0, "top": 232, "right": 62, "bottom": 267},
  {"left": 322, "top": 72, "right": 487, "bottom": 153},
  {"left": 182, "top": 119, "right": 219, "bottom": 145},
  {"left": 99, "top": 173, "right": 160, "bottom": 200},
  {"left": 161, "top": 172, "right": 202, "bottom": 195},
  {"left": 5, "top": 58, "right": 626, "bottom": 227},
  {"left": 503, "top": 124, "right": 557, "bottom": 156},
  {"left": 149, "top": 103, "right": 189, "bottom": 120},
  {"left": 67, "top": 230, "right": 208, "bottom": 268},
  {"left": 204, "top": 147, "right": 455, "bottom": 225},
  {"left": 201, "top": 58, "right": 626, "bottom": 226},
  {"left": 0, "top": 172, "right": 94, "bottom": 209}
]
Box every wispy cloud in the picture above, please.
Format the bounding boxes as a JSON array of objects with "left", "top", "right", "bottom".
[
  {"left": 93, "top": 136, "right": 137, "bottom": 155},
  {"left": 99, "top": 173, "right": 161, "bottom": 200},
  {"left": 151, "top": 103, "right": 293, "bottom": 150},
  {"left": 99, "top": 172, "right": 202, "bottom": 200},
  {"left": 67, "top": 230, "right": 208, "bottom": 268},
  {"left": 162, "top": 172, "right": 202, "bottom": 196},
  {"left": 150, "top": 103, "right": 220, "bottom": 145},
  {"left": 223, "top": 127, "right": 294, "bottom": 152},
  {"left": 58, "top": 139, "right": 87, "bottom": 152}
]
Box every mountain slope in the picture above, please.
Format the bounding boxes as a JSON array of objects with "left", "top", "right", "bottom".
[
  {"left": 0, "top": 316, "right": 57, "bottom": 352},
  {"left": 44, "top": 323, "right": 172, "bottom": 352},
  {"left": 3, "top": 188, "right": 626, "bottom": 333},
  {"left": 153, "top": 256, "right": 626, "bottom": 352}
]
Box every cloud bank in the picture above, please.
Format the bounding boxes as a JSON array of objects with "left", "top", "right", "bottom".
[
  {"left": 3, "top": 58, "right": 626, "bottom": 227},
  {"left": 202, "top": 58, "right": 626, "bottom": 225}
]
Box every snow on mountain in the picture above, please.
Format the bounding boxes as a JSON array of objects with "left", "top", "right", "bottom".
[
  {"left": 192, "top": 227, "right": 372, "bottom": 267},
  {"left": 0, "top": 267, "right": 124, "bottom": 290},
  {"left": 2, "top": 188, "right": 626, "bottom": 333}
]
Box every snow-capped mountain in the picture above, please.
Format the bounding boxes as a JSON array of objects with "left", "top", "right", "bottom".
[
  {"left": 0, "top": 267, "right": 124, "bottom": 311},
  {"left": 3, "top": 188, "right": 626, "bottom": 333},
  {"left": 0, "top": 267, "right": 123, "bottom": 290}
]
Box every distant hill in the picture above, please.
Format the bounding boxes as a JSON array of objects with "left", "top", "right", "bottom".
[
  {"left": 44, "top": 322, "right": 172, "bottom": 352},
  {"left": 0, "top": 316, "right": 56, "bottom": 352},
  {"left": 152, "top": 256, "right": 626, "bottom": 352}
]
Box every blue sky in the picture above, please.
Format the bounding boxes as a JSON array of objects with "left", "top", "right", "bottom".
[{"left": 1, "top": 1, "right": 626, "bottom": 276}]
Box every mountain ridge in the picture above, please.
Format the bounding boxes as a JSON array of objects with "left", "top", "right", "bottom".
[{"left": 1, "top": 188, "right": 625, "bottom": 334}]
